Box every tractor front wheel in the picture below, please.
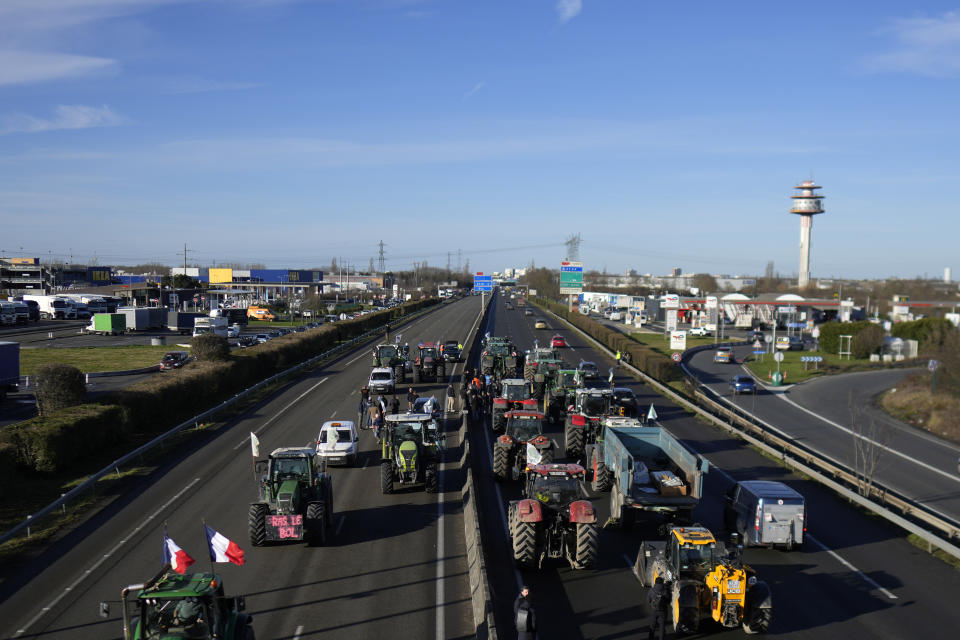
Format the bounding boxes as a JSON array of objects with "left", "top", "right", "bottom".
[
  {"left": 513, "top": 520, "right": 536, "bottom": 567},
  {"left": 592, "top": 460, "right": 612, "bottom": 493},
  {"left": 380, "top": 461, "right": 394, "bottom": 494},
  {"left": 438, "top": 364, "right": 446, "bottom": 380},
  {"left": 574, "top": 522, "right": 598, "bottom": 569},
  {"left": 743, "top": 608, "right": 772, "bottom": 634},
  {"left": 394, "top": 365, "right": 404, "bottom": 383},
  {"left": 248, "top": 503, "right": 267, "bottom": 547},
  {"left": 306, "top": 501, "right": 327, "bottom": 546}
]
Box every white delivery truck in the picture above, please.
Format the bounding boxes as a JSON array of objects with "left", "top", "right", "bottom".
[
  {"left": 22, "top": 295, "right": 76, "bottom": 319},
  {"left": 193, "top": 316, "right": 229, "bottom": 338}
]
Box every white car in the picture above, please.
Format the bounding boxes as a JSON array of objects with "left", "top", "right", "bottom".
[
  {"left": 368, "top": 367, "right": 395, "bottom": 394},
  {"left": 316, "top": 421, "right": 359, "bottom": 466},
  {"left": 689, "top": 326, "right": 712, "bottom": 337}
]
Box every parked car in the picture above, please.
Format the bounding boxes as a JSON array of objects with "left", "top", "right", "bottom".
[
  {"left": 316, "top": 420, "right": 359, "bottom": 466},
  {"left": 534, "top": 319, "right": 548, "bottom": 329},
  {"left": 776, "top": 335, "right": 803, "bottom": 351},
  {"left": 239, "top": 335, "right": 259, "bottom": 347},
  {"left": 159, "top": 351, "right": 190, "bottom": 371},
  {"left": 551, "top": 334, "right": 566, "bottom": 348},
  {"left": 714, "top": 347, "right": 734, "bottom": 363},
  {"left": 577, "top": 360, "right": 600, "bottom": 379},
  {"left": 255, "top": 333, "right": 270, "bottom": 344},
  {"left": 724, "top": 480, "right": 806, "bottom": 550},
  {"left": 689, "top": 326, "right": 712, "bottom": 337},
  {"left": 729, "top": 375, "right": 757, "bottom": 394}
]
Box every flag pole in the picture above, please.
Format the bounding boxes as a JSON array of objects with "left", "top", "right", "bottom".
[{"left": 202, "top": 518, "right": 214, "bottom": 576}]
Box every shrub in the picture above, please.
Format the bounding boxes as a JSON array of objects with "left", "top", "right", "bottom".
[
  {"left": 817, "top": 321, "right": 873, "bottom": 355},
  {"left": 34, "top": 363, "right": 86, "bottom": 416},
  {"left": 191, "top": 334, "right": 231, "bottom": 362},
  {"left": 3, "top": 404, "right": 126, "bottom": 473},
  {"left": 892, "top": 318, "right": 957, "bottom": 352},
  {"left": 851, "top": 324, "right": 884, "bottom": 359}
]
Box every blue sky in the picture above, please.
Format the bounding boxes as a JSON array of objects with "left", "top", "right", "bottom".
[{"left": 1, "top": 0, "right": 959, "bottom": 280}]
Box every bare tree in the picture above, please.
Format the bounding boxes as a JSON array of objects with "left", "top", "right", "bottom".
[{"left": 849, "top": 392, "right": 891, "bottom": 498}]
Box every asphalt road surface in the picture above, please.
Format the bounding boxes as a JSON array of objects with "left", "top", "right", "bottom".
[
  {"left": 469, "top": 293, "right": 960, "bottom": 640},
  {"left": 0, "top": 296, "right": 482, "bottom": 640},
  {"left": 685, "top": 344, "right": 960, "bottom": 527}
]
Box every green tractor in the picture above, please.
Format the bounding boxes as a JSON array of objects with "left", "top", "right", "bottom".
[
  {"left": 544, "top": 368, "right": 582, "bottom": 424},
  {"left": 99, "top": 566, "right": 255, "bottom": 640},
  {"left": 248, "top": 447, "right": 334, "bottom": 546},
  {"left": 480, "top": 336, "right": 522, "bottom": 381},
  {"left": 380, "top": 413, "right": 444, "bottom": 493},
  {"left": 563, "top": 387, "right": 613, "bottom": 462},
  {"left": 373, "top": 343, "right": 407, "bottom": 383},
  {"left": 523, "top": 347, "right": 566, "bottom": 400}
]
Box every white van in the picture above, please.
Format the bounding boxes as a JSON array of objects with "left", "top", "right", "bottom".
[
  {"left": 316, "top": 421, "right": 359, "bottom": 466},
  {"left": 724, "top": 480, "right": 805, "bottom": 550}
]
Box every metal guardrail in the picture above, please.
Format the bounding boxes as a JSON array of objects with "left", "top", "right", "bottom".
[
  {"left": 534, "top": 301, "right": 960, "bottom": 560},
  {"left": 0, "top": 303, "right": 440, "bottom": 547}
]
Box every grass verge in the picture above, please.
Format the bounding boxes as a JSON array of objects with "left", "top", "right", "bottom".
[{"left": 20, "top": 345, "right": 172, "bottom": 376}]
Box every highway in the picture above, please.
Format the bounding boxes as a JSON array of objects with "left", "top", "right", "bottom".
[
  {"left": 470, "top": 293, "right": 960, "bottom": 639},
  {"left": 685, "top": 343, "right": 960, "bottom": 527},
  {"left": 0, "top": 296, "right": 482, "bottom": 640}
]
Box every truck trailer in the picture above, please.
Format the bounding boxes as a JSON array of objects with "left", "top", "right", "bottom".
[
  {"left": 86, "top": 313, "right": 127, "bottom": 336},
  {"left": 595, "top": 422, "right": 708, "bottom": 527},
  {"left": 0, "top": 341, "right": 20, "bottom": 401}
]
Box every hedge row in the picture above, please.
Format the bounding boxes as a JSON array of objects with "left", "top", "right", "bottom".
[
  {"left": 532, "top": 299, "right": 681, "bottom": 383},
  {"left": 0, "top": 298, "right": 439, "bottom": 475}
]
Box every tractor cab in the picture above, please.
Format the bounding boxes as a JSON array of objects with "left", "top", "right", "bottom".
[
  {"left": 666, "top": 525, "right": 719, "bottom": 579},
  {"left": 381, "top": 413, "right": 442, "bottom": 492},
  {"left": 102, "top": 567, "right": 253, "bottom": 640},
  {"left": 524, "top": 464, "right": 588, "bottom": 511},
  {"left": 570, "top": 387, "right": 613, "bottom": 417},
  {"left": 503, "top": 410, "right": 546, "bottom": 443}
]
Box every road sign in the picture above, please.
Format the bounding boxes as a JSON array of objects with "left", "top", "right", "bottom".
[
  {"left": 773, "top": 352, "right": 784, "bottom": 362},
  {"left": 753, "top": 340, "right": 762, "bottom": 349},
  {"left": 764, "top": 335, "right": 773, "bottom": 343},
  {"left": 670, "top": 331, "right": 687, "bottom": 351},
  {"left": 671, "top": 352, "right": 681, "bottom": 362},
  {"left": 560, "top": 261, "right": 583, "bottom": 295},
  {"left": 473, "top": 273, "right": 493, "bottom": 292},
  {"left": 753, "top": 350, "right": 766, "bottom": 355},
  {"left": 705, "top": 296, "right": 718, "bottom": 309}
]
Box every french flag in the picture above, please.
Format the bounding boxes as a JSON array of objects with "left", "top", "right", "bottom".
[
  {"left": 205, "top": 525, "right": 245, "bottom": 566},
  {"left": 162, "top": 533, "right": 195, "bottom": 574}
]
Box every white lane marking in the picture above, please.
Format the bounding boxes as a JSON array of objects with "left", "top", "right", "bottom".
[
  {"left": 292, "top": 625, "right": 304, "bottom": 640},
  {"left": 807, "top": 534, "right": 898, "bottom": 600},
  {"left": 14, "top": 478, "right": 203, "bottom": 638},
  {"left": 330, "top": 410, "right": 337, "bottom": 418},
  {"left": 774, "top": 393, "right": 960, "bottom": 484},
  {"left": 702, "top": 457, "right": 897, "bottom": 600},
  {"left": 233, "top": 377, "right": 329, "bottom": 450},
  {"left": 335, "top": 515, "right": 346, "bottom": 537}
]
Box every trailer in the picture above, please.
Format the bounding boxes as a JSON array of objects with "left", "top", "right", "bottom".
[
  {"left": 86, "top": 313, "right": 127, "bottom": 336},
  {"left": 118, "top": 307, "right": 153, "bottom": 331},
  {"left": 0, "top": 341, "right": 19, "bottom": 402},
  {"left": 168, "top": 311, "right": 205, "bottom": 335},
  {"left": 597, "top": 423, "right": 708, "bottom": 527},
  {"left": 22, "top": 295, "right": 75, "bottom": 320}
]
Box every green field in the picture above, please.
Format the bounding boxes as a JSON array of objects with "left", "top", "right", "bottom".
[
  {"left": 742, "top": 349, "right": 886, "bottom": 384},
  {"left": 625, "top": 330, "right": 743, "bottom": 357},
  {"left": 20, "top": 345, "right": 174, "bottom": 376}
]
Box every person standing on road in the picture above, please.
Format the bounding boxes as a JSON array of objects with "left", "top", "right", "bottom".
[
  {"left": 514, "top": 585, "right": 537, "bottom": 640},
  {"left": 361, "top": 386, "right": 370, "bottom": 406},
  {"left": 446, "top": 382, "right": 456, "bottom": 414},
  {"left": 647, "top": 576, "right": 669, "bottom": 640},
  {"left": 461, "top": 382, "right": 471, "bottom": 416},
  {"left": 407, "top": 387, "right": 417, "bottom": 411},
  {"left": 390, "top": 396, "right": 400, "bottom": 415},
  {"left": 616, "top": 350, "right": 622, "bottom": 368}
]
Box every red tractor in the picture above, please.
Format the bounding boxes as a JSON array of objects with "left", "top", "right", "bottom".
[
  {"left": 508, "top": 463, "right": 598, "bottom": 570},
  {"left": 492, "top": 410, "right": 557, "bottom": 482},
  {"left": 412, "top": 341, "right": 445, "bottom": 383},
  {"left": 491, "top": 378, "right": 538, "bottom": 433},
  {"left": 564, "top": 387, "right": 613, "bottom": 462}
]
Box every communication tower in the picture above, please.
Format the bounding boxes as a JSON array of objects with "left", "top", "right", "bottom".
[{"left": 789, "top": 181, "right": 824, "bottom": 288}]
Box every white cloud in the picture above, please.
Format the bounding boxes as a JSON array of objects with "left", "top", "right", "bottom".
[
  {"left": 0, "top": 50, "right": 115, "bottom": 86},
  {"left": 0, "top": 105, "right": 126, "bottom": 135},
  {"left": 463, "top": 81, "right": 485, "bottom": 100},
  {"left": 864, "top": 10, "right": 960, "bottom": 76},
  {"left": 556, "top": 0, "right": 582, "bottom": 23}
]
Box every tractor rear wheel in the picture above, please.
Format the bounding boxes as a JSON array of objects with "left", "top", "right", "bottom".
[
  {"left": 565, "top": 421, "right": 584, "bottom": 461},
  {"left": 493, "top": 445, "right": 510, "bottom": 481},
  {"left": 513, "top": 521, "right": 536, "bottom": 567},
  {"left": 394, "top": 365, "right": 404, "bottom": 383},
  {"left": 438, "top": 364, "right": 446, "bottom": 380},
  {"left": 540, "top": 446, "right": 554, "bottom": 464},
  {"left": 248, "top": 503, "right": 267, "bottom": 547},
  {"left": 380, "top": 461, "right": 394, "bottom": 494},
  {"left": 306, "top": 501, "right": 327, "bottom": 546},
  {"left": 574, "top": 522, "right": 598, "bottom": 569},
  {"left": 425, "top": 462, "right": 439, "bottom": 493}
]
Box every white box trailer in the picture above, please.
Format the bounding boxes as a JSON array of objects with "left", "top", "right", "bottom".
[{"left": 22, "top": 295, "right": 76, "bottom": 319}]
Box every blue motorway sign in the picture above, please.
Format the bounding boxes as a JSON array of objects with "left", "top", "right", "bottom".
[{"left": 473, "top": 274, "right": 493, "bottom": 291}]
